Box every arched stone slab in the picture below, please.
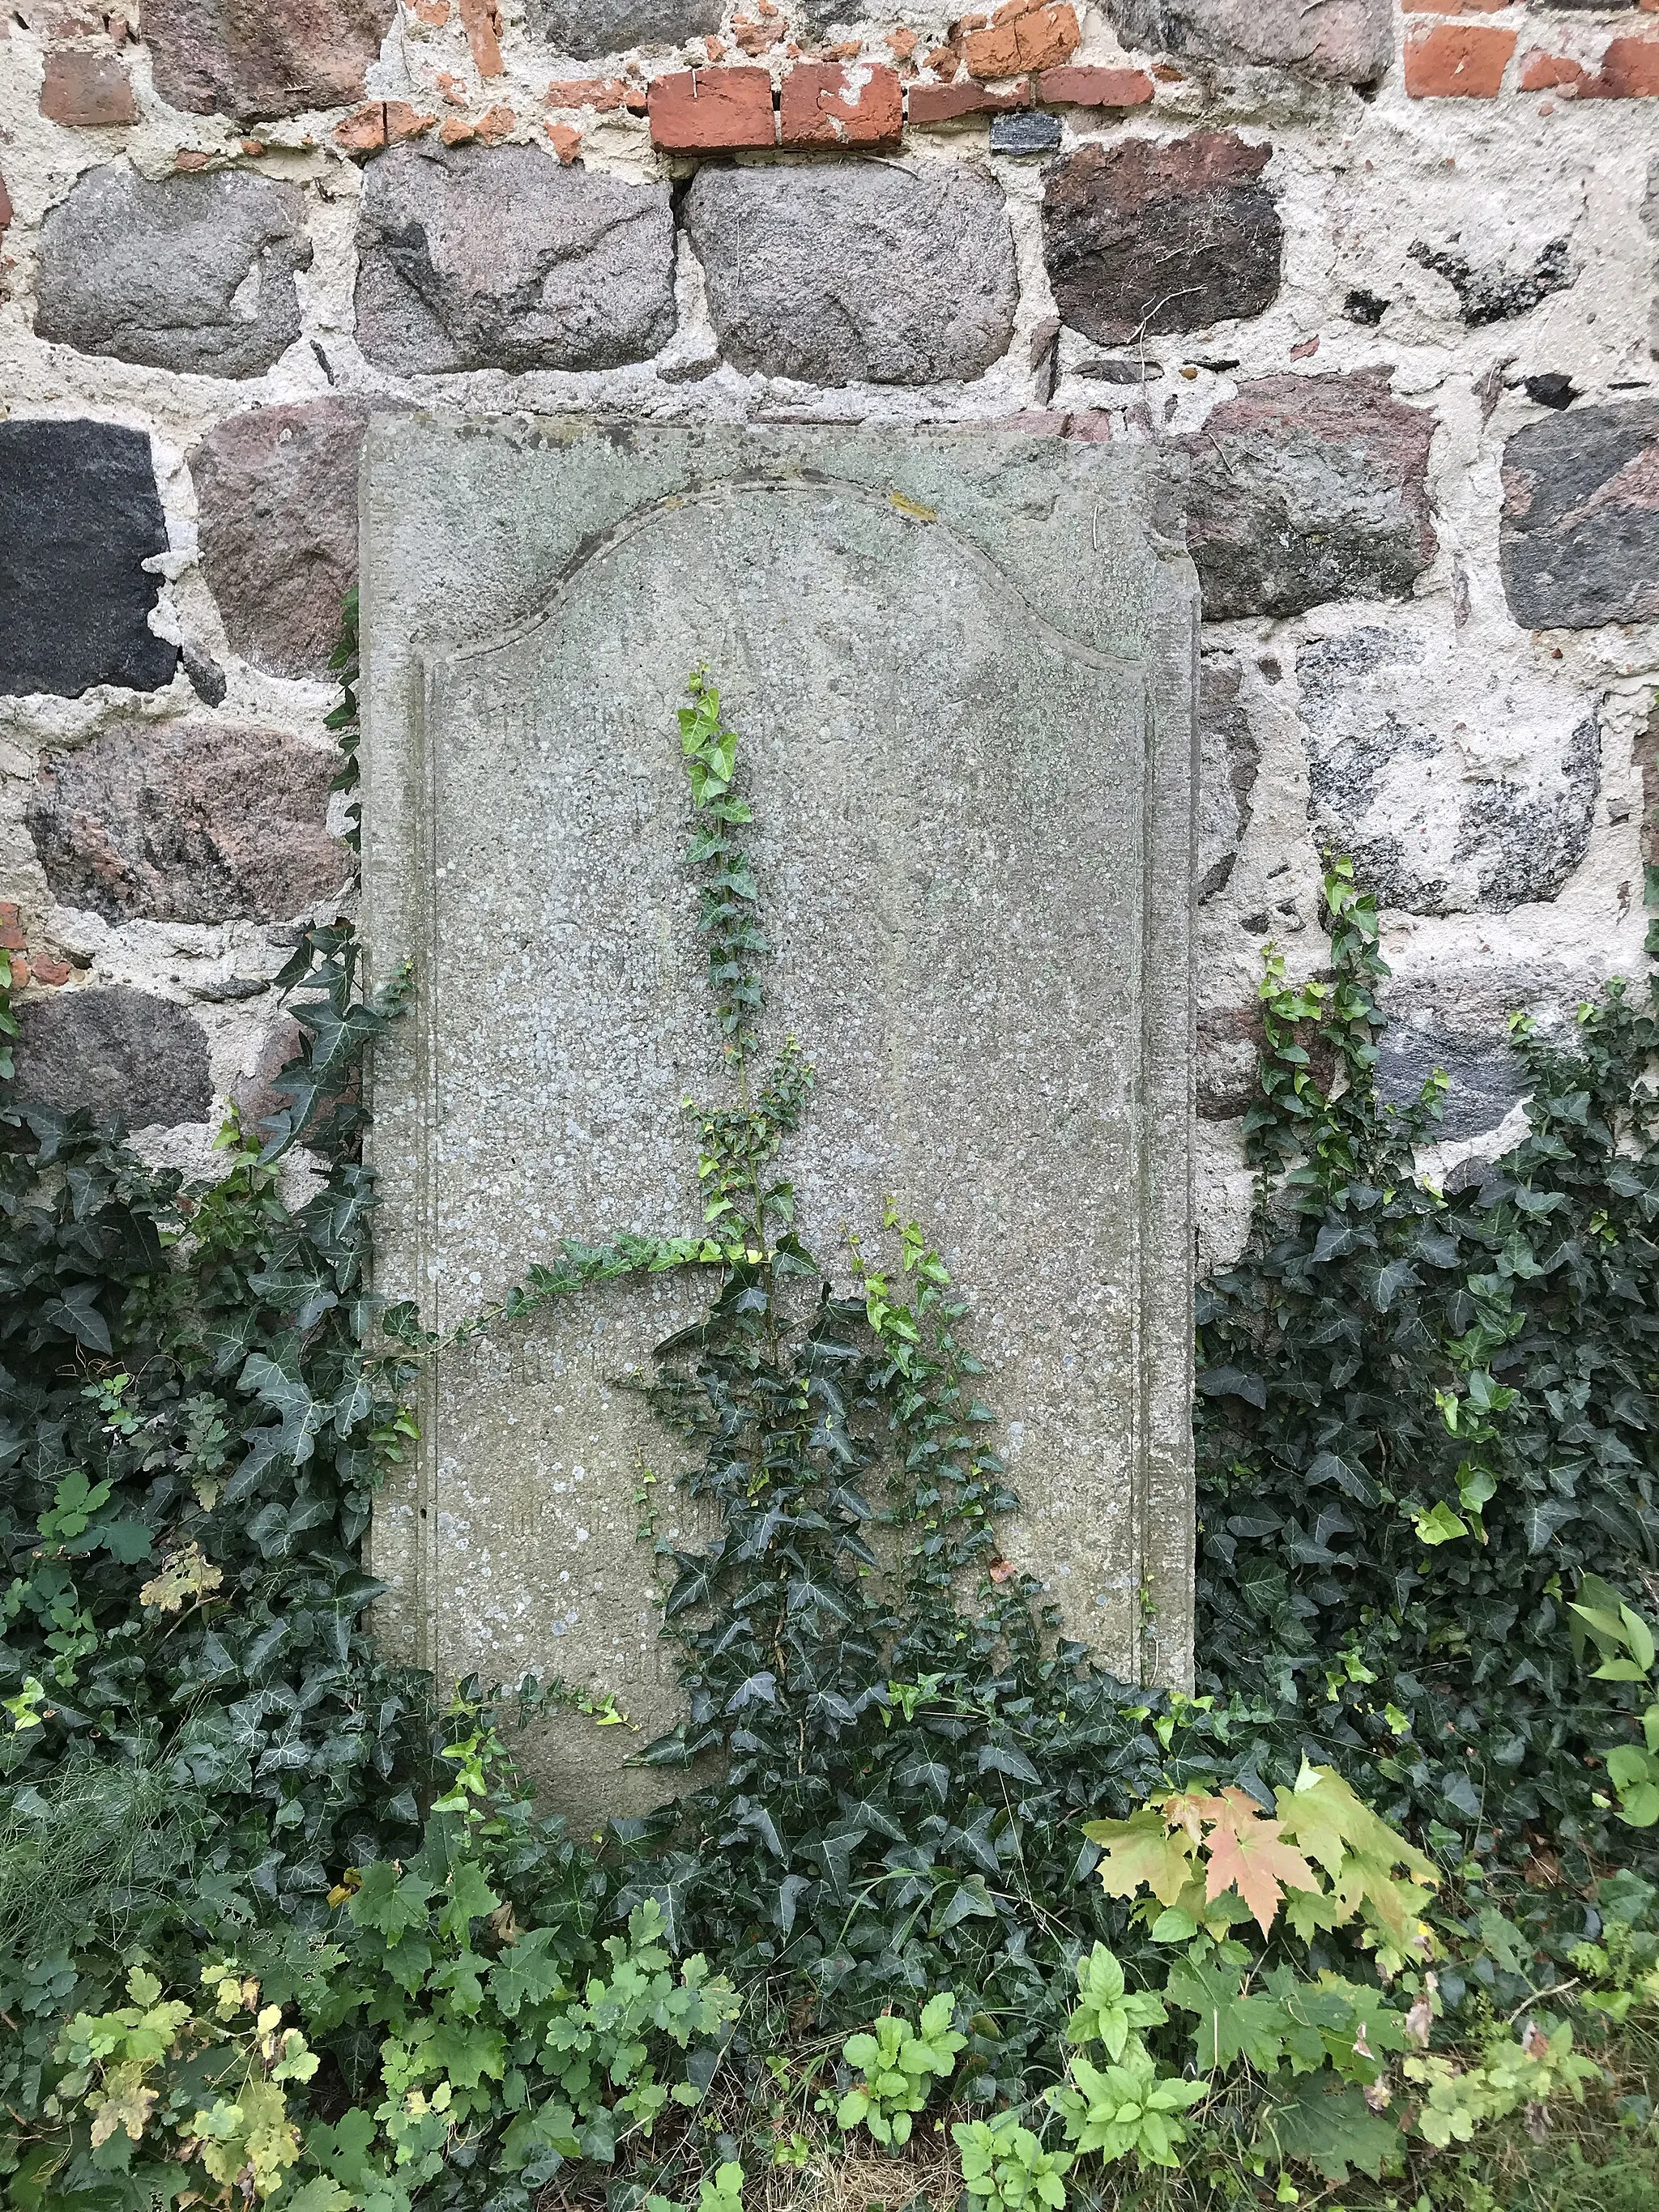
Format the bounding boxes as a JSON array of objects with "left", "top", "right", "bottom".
[{"left": 361, "top": 416, "right": 1197, "bottom": 1822}]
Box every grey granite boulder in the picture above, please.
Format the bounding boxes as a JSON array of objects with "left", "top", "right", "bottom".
[
  {"left": 35, "top": 164, "right": 310, "bottom": 378},
  {"left": 1043, "top": 132, "right": 1281, "bottom": 347},
  {"left": 1298, "top": 627, "right": 1598, "bottom": 914},
  {"left": 143, "top": 0, "right": 397, "bottom": 119},
  {"left": 0, "top": 420, "right": 178, "bottom": 698},
  {"left": 524, "top": 0, "right": 720, "bottom": 57},
  {"left": 685, "top": 163, "right": 1018, "bottom": 386},
  {"left": 1500, "top": 402, "right": 1659, "bottom": 630},
  {"left": 1101, "top": 0, "right": 1391, "bottom": 83},
  {"left": 13, "top": 987, "right": 211, "bottom": 1132},
  {"left": 1185, "top": 373, "right": 1436, "bottom": 620},
  {"left": 28, "top": 720, "right": 346, "bottom": 926},
  {"left": 354, "top": 143, "right": 676, "bottom": 375},
  {"left": 192, "top": 399, "right": 370, "bottom": 677}
]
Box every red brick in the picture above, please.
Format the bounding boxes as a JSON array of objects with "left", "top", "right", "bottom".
[
  {"left": 965, "top": 1, "right": 1079, "bottom": 79},
  {"left": 1034, "top": 64, "right": 1153, "bottom": 105},
  {"left": 546, "top": 119, "right": 582, "bottom": 160},
  {"left": 779, "top": 59, "right": 902, "bottom": 145},
  {"left": 1593, "top": 33, "right": 1659, "bottom": 92},
  {"left": 648, "top": 66, "right": 775, "bottom": 150},
  {"left": 458, "top": 0, "right": 501, "bottom": 76},
  {"left": 1518, "top": 49, "right": 1583, "bottom": 90},
  {"left": 1520, "top": 34, "right": 1659, "bottom": 94},
  {"left": 906, "top": 76, "right": 1032, "bottom": 121},
  {"left": 1404, "top": 22, "right": 1515, "bottom": 96},
  {"left": 40, "top": 48, "right": 136, "bottom": 126},
  {"left": 335, "top": 100, "right": 386, "bottom": 151},
  {"left": 31, "top": 956, "right": 72, "bottom": 988},
  {"left": 0, "top": 170, "right": 11, "bottom": 232},
  {"left": 474, "top": 100, "right": 514, "bottom": 139},
  {"left": 546, "top": 75, "right": 646, "bottom": 111}
]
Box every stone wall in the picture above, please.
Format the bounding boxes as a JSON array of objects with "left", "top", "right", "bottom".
[{"left": 0, "top": 0, "right": 1655, "bottom": 1264}]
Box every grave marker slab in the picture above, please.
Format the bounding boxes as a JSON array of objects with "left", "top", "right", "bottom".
[{"left": 362, "top": 416, "right": 1197, "bottom": 1820}]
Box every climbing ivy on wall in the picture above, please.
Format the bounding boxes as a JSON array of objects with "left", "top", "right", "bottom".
[{"left": 2, "top": 639, "right": 1659, "bottom": 2207}]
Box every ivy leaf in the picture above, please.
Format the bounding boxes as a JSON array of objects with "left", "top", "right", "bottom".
[{"left": 348, "top": 1860, "right": 433, "bottom": 1940}]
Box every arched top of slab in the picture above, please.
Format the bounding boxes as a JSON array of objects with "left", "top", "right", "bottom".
[{"left": 431, "top": 474, "right": 1141, "bottom": 680}]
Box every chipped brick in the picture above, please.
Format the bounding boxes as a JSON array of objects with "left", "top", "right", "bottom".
[
  {"left": 779, "top": 59, "right": 902, "bottom": 144},
  {"left": 906, "top": 75, "right": 1032, "bottom": 119},
  {"left": 965, "top": 0, "right": 1079, "bottom": 77},
  {"left": 459, "top": 0, "right": 503, "bottom": 74}
]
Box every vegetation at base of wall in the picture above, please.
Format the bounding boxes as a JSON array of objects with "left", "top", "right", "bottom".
[{"left": 2, "top": 640, "right": 1659, "bottom": 2206}]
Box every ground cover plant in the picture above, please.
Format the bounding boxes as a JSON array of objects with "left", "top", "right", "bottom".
[{"left": 3, "top": 633, "right": 1659, "bottom": 2206}]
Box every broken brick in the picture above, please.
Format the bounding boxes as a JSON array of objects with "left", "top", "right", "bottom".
[
  {"left": 965, "top": 2, "right": 1079, "bottom": 80},
  {"left": 546, "top": 118, "right": 582, "bottom": 160},
  {"left": 40, "top": 47, "right": 137, "bottom": 125},
  {"left": 779, "top": 60, "right": 902, "bottom": 145},
  {"left": 458, "top": 0, "right": 501, "bottom": 75},
  {"left": 906, "top": 75, "right": 1032, "bottom": 120}
]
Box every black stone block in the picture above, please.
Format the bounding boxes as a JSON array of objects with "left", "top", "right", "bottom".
[{"left": 0, "top": 420, "right": 179, "bottom": 697}]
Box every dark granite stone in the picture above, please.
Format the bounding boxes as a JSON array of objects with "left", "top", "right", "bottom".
[
  {"left": 522, "top": 0, "right": 720, "bottom": 57},
  {"left": 0, "top": 420, "right": 178, "bottom": 699},
  {"left": 13, "top": 986, "right": 211, "bottom": 1131},
  {"left": 1500, "top": 401, "right": 1659, "bottom": 629}
]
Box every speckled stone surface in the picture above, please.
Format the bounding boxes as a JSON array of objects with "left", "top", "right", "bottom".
[{"left": 360, "top": 415, "right": 1198, "bottom": 1822}]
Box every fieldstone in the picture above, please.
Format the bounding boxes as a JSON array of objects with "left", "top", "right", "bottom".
[
  {"left": 143, "top": 0, "right": 398, "bottom": 120},
  {"left": 1405, "top": 236, "right": 1573, "bottom": 327},
  {"left": 1184, "top": 373, "right": 1437, "bottom": 621},
  {"left": 1043, "top": 132, "right": 1281, "bottom": 347},
  {"left": 1100, "top": 0, "right": 1389, "bottom": 83},
  {"left": 1196, "top": 653, "right": 1259, "bottom": 902},
  {"left": 685, "top": 164, "right": 1018, "bottom": 386},
  {"left": 231, "top": 1012, "right": 303, "bottom": 1133},
  {"left": 192, "top": 400, "right": 369, "bottom": 679},
  {"left": 12, "top": 987, "right": 211, "bottom": 1132},
  {"left": 0, "top": 420, "right": 178, "bottom": 699},
  {"left": 1499, "top": 401, "right": 1659, "bottom": 631},
  {"left": 1298, "top": 627, "right": 1599, "bottom": 914},
  {"left": 523, "top": 0, "right": 720, "bottom": 58},
  {"left": 35, "top": 164, "right": 310, "bottom": 378},
  {"left": 28, "top": 720, "right": 346, "bottom": 926},
  {"left": 355, "top": 143, "right": 676, "bottom": 374},
  {"left": 1375, "top": 1002, "right": 1527, "bottom": 1142}
]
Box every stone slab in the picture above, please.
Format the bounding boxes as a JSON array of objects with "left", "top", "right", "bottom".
[{"left": 360, "top": 416, "right": 1197, "bottom": 1822}]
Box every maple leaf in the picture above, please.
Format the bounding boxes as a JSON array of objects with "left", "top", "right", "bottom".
[
  {"left": 1273, "top": 1764, "right": 1439, "bottom": 1954},
  {"left": 1082, "top": 1809, "right": 1196, "bottom": 1909},
  {"left": 1200, "top": 1788, "right": 1318, "bottom": 1937}
]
